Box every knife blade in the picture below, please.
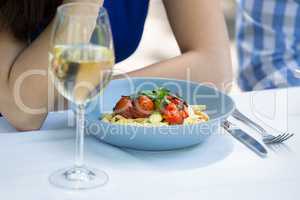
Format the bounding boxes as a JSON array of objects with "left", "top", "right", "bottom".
[{"left": 222, "top": 120, "right": 268, "bottom": 158}]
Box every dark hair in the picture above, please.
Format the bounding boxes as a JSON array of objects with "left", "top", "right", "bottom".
[{"left": 0, "top": 0, "right": 62, "bottom": 41}]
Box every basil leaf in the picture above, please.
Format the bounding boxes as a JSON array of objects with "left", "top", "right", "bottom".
[{"left": 139, "top": 90, "right": 156, "bottom": 99}]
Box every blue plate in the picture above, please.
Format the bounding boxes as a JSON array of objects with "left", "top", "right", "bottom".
[{"left": 85, "top": 78, "right": 235, "bottom": 150}]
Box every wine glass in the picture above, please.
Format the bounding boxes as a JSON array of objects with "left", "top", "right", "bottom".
[{"left": 48, "top": 3, "right": 114, "bottom": 190}]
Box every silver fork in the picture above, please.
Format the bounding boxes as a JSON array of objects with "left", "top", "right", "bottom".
[{"left": 232, "top": 109, "right": 294, "bottom": 144}]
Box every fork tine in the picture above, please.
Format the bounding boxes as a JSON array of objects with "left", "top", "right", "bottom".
[
  {"left": 277, "top": 134, "right": 291, "bottom": 142},
  {"left": 265, "top": 133, "right": 294, "bottom": 144},
  {"left": 280, "top": 134, "right": 294, "bottom": 143},
  {"left": 271, "top": 133, "right": 292, "bottom": 143},
  {"left": 269, "top": 134, "right": 287, "bottom": 143}
]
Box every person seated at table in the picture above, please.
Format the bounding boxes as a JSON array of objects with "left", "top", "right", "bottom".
[
  {"left": 0, "top": 0, "right": 232, "bottom": 130},
  {"left": 236, "top": 0, "right": 300, "bottom": 91}
]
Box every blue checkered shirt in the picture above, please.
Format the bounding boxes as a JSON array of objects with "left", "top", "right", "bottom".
[{"left": 236, "top": 0, "right": 300, "bottom": 91}]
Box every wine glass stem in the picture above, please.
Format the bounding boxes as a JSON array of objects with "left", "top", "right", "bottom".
[{"left": 75, "top": 104, "right": 85, "bottom": 168}]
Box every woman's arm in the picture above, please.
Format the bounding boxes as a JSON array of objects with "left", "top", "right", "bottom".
[
  {"left": 0, "top": 0, "right": 104, "bottom": 131},
  {"left": 0, "top": 24, "right": 59, "bottom": 131},
  {"left": 128, "top": 0, "right": 233, "bottom": 91}
]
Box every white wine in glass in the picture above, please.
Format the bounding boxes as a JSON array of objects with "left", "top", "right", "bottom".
[
  {"left": 50, "top": 44, "right": 114, "bottom": 104},
  {"left": 48, "top": 3, "right": 114, "bottom": 190}
]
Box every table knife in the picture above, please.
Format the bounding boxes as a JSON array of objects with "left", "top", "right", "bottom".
[{"left": 222, "top": 120, "right": 268, "bottom": 158}]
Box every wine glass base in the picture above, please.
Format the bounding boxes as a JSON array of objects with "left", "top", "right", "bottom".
[{"left": 49, "top": 166, "right": 108, "bottom": 190}]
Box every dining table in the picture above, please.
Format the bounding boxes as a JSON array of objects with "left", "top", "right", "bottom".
[{"left": 0, "top": 87, "right": 299, "bottom": 200}]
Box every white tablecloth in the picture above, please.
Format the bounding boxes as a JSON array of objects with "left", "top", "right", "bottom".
[{"left": 0, "top": 88, "right": 299, "bottom": 200}]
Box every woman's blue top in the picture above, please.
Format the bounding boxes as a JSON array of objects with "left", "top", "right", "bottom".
[
  {"left": 103, "top": 0, "right": 149, "bottom": 62},
  {"left": 32, "top": 0, "right": 150, "bottom": 63},
  {"left": 104, "top": 0, "right": 149, "bottom": 62},
  {"left": 0, "top": 0, "right": 149, "bottom": 117}
]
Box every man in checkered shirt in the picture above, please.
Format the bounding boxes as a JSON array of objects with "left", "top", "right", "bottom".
[{"left": 236, "top": 0, "right": 300, "bottom": 91}]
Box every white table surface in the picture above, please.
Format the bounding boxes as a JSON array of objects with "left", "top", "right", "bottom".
[{"left": 0, "top": 88, "right": 299, "bottom": 200}]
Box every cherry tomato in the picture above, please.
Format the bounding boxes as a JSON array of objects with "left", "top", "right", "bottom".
[
  {"left": 160, "top": 102, "right": 176, "bottom": 116},
  {"left": 132, "top": 95, "right": 154, "bottom": 118},
  {"left": 163, "top": 103, "right": 184, "bottom": 124},
  {"left": 165, "top": 102, "right": 177, "bottom": 111},
  {"left": 163, "top": 110, "right": 184, "bottom": 124},
  {"left": 137, "top": 95, "right": 154, "bottom": 111}
]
